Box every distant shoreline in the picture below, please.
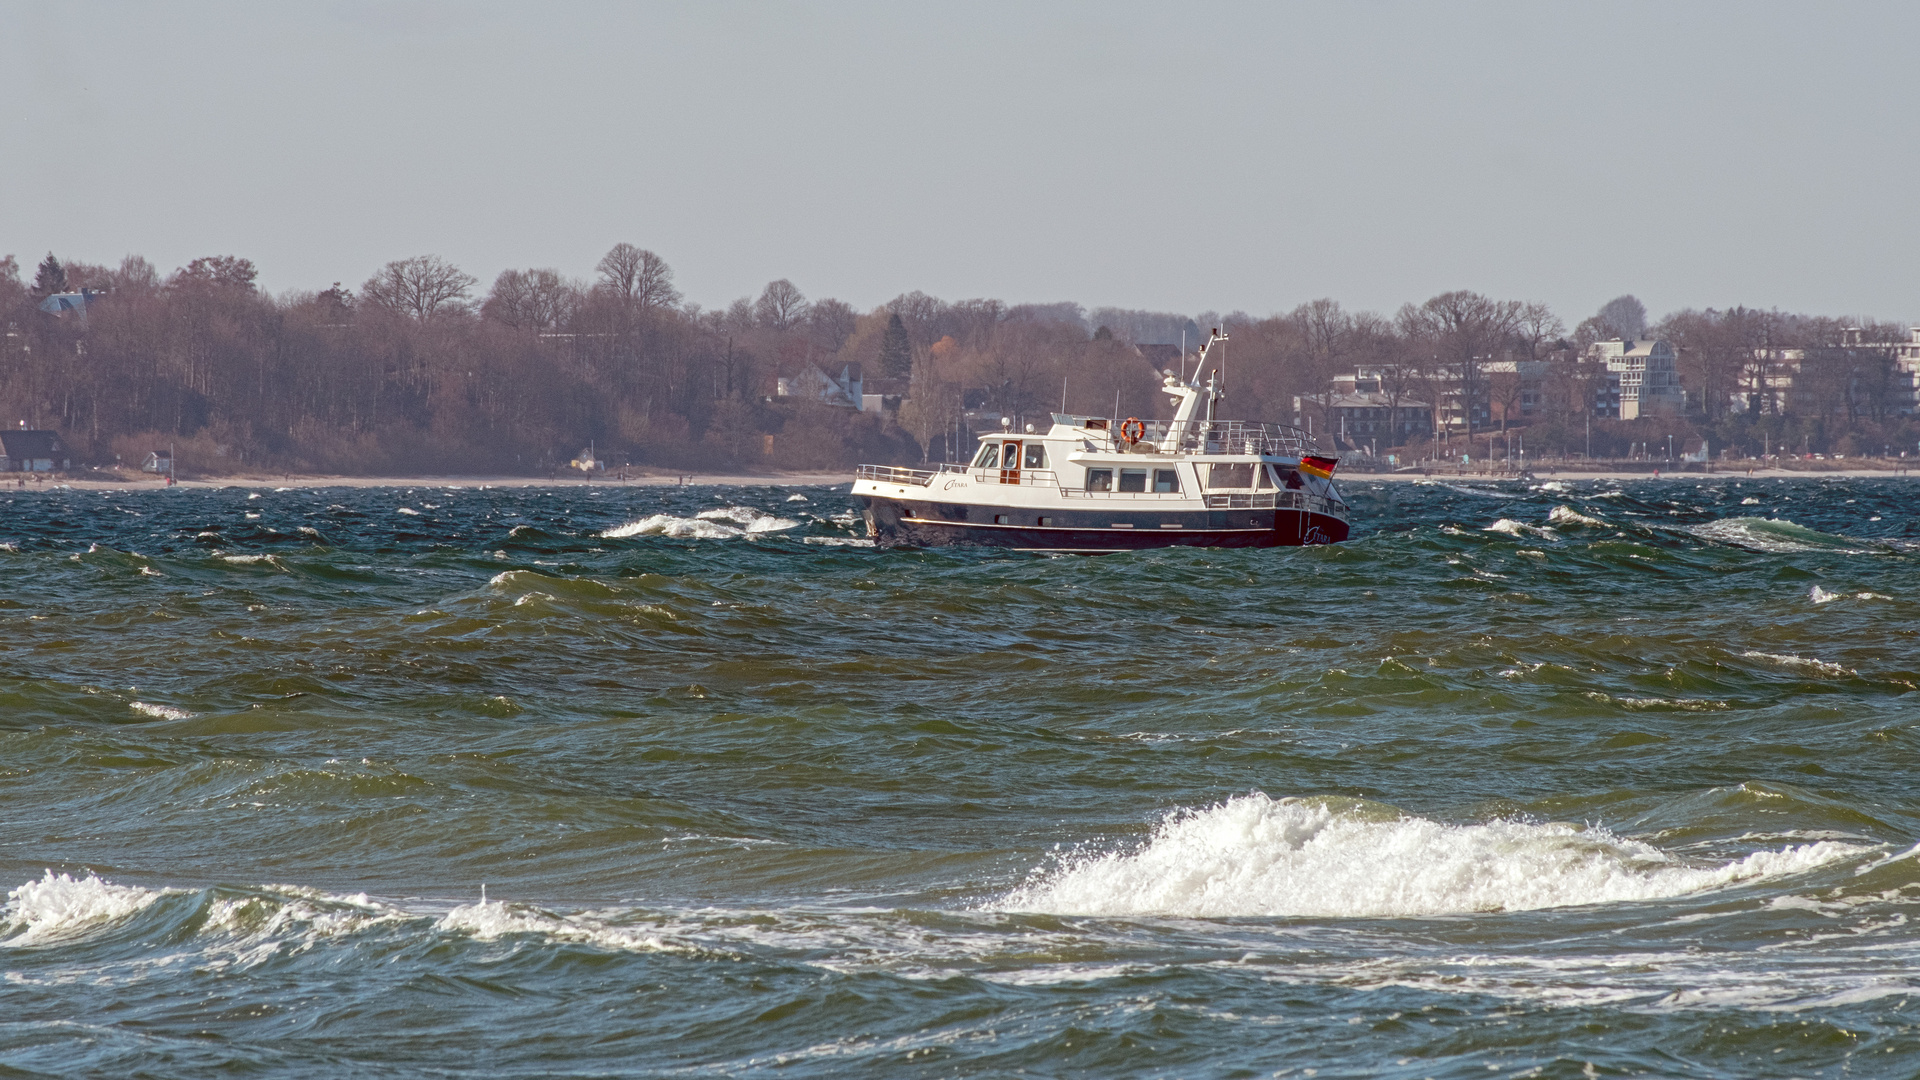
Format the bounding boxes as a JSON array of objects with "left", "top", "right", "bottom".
[
  {"left": 13, "top": 471, "right": 853, "bottom": 492},
  {"left": 9, "top": 465, "right": 1918, "bottom": 493}
]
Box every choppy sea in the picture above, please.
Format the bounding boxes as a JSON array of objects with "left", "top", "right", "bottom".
[{"left": 4, "top": 476, "right": 1920, "bottom": 1078}]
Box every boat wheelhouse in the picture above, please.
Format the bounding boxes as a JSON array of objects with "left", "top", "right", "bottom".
[{"left": 852, "top": 331, "right": 1351, "bottom": 551}]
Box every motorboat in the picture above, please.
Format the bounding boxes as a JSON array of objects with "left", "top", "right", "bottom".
[{"left": 852, "top": 330, "right": 1350, "bottom": 551}]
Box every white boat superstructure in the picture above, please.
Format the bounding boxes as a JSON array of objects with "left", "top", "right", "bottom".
[{"left": 853, "top": 330, "right": 1351, "bottom": 551}]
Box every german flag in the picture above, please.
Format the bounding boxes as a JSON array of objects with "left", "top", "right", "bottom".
[{"left": 1298, "top": 455, "right": 1338, "bottom": 480}]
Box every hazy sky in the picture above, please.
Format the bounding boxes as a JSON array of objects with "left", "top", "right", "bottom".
[{"left": 5, "top": 2, "right": 1916, "bottom": 326}]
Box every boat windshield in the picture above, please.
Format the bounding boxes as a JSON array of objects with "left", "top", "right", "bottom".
[{"left": 974, "top": 443, "right": 999, "bottom": 469}]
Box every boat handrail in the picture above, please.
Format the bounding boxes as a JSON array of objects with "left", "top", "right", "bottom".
[
  {"left": 1202, "top": 491, "right": 1348, "bottom": 517},
  {"left": 854, "top": 464, "right": 944, "bottom": 486},
  {"left": 1092, "top": 418, "right": 1320, "bottom": 457},
  {"left": 968, "top": 469, "right": 1060, "bottom": 487}
]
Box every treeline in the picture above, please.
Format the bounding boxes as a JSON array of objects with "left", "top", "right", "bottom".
[{"left": 0, "top": 247, "right": 1913, "bottom": 474}]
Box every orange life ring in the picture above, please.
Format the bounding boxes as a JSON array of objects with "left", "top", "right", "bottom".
[{"left": 1120, "top": 418, "right": 1147, "bottom": 444}]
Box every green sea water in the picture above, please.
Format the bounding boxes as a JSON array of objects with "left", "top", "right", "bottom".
[{"left": 3, "top": 476, "right": 1919, "bottom": 1078}]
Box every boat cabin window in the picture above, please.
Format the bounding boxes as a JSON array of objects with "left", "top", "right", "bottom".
[
  {"left": 1085, "top": 418, "right": 1109, "bottom": 431},
  {"left": 1023, "top": 444, "right": 1047, "bottom": 469},
  {"left": 1206, "top": 463, "right": 1254, "bottom": 489},
  {"left": 1153, "top": 469, "right": 1180, "bottom": 493},
  {"left": 974, "top": 443, "right": 999, "bottom": 469},
  {"left": 1085, "top": 468, "right": 1113, "bottom": 492},
  {"left": 1118, "top": 468, "right": 1148, "bottom": 492}
]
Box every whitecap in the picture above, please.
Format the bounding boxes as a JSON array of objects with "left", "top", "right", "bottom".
[
  {"left": 1690, "top": 518, "right": 1867, "bottom": 554},
  {"left": 2, "top": 871, "right": 166, "bottom": 944},
  {"left": 603, "top": 509, "right": 797, "bottom": 539},
  {"left": 130, "top": 701, "right": 194, "bottom": 720},
  {"left": 396, "top": 507, "right": 421, "bottom": 516},
  {"left": 786, "top": 494, "right": 809, "bottom": 502},
  {"left": 437, "top": 899, "right": 689, "bottom": 955},
  {"left": 1740, "top": 651, "right": 1853, "bottom": 677},
  {"left": 1484, "top": 518, "right": 1558, "bottom": 540},
  {"left": 219, "top": 554, "right": 282, "bottom": 567},
  {"left": 803, "top": 536, "right": 875, "bottom": 547},
  {"left": 1002, "top": 793, "right": 1858, "bottom": 918},
  {"left": 1547, "top": 505, "right": 1607, "bottom": 528},
  {"left": 1811, "top": 585, "right": 1841, "bottom": 604}
]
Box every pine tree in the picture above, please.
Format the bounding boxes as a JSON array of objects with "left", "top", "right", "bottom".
[
  {"left": 33, "top": 253, "right": 66, "bottom": 296},
  {"left": 878, "top": 311, "right": 913, "bottom": 379}
]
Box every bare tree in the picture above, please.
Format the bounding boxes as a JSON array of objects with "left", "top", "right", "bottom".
[
  {"left": 1515, "top": 302, "right": 1565, "bottom": 359},
  {"left": 808, "top": 298, "right": 859, "bottom": 354},
  {"left": 1396, "top": 291, "right": 1523, "bottom": 435},
  {"left": 1596, "top": 295, "right": 1648, "bottom": 339},
  {"left": 361, "top": 255, "right": 476, "bottom": 321},
  {"left": 754, "top": 279, "right": 810, "bottom": 332},
  {"left": 595, "top": 243, "right": 679, "bottom": 310},
  {"left": 483, "top": 268, "right": 581, "bottom": 331}
]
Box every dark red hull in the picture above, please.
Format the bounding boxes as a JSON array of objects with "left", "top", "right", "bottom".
[{"left": 859, "top": 497, "right": 1349, "bottom": 551}]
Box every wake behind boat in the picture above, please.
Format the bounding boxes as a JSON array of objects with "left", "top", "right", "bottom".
[{"left": 852, "top": 330, "right": 1351, "bottom": 551}]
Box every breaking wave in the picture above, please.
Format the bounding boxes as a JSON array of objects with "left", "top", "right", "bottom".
[
  {"left": 602, "top": 506, "right": 799, "bottom": 539},
  {"left": 1547, "top": 505, "right": 1608, "bottom": 528},
  {"left": 2, "top": 871, "right": 167, "bottom": 945},
  {"left": 1485, "top": 518, "right": 1558, "bottom": 540},
  {"left": 1003, "top": 794, "right": 1860, "bottom": 919},
  {"left": 1687, "top": 517, "right": 1871, "bottom": 554}
]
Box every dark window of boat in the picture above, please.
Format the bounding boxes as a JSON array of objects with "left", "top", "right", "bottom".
[
  {"left": 1118, "top": 468, "right": 1148, "bottom": 492},
  {"left": 994, "top": 514, "right": 1010, "bottom": 525},
  {"left": 1024, "top": 444, "right": 1047, "bottom": 469},
  {"left": 1206, "top": 463, "right": 1253, "bottom": 488},
  {"left": 1086, "top": 468, "right": 1113, "bottom": 492},
  {"left": 1153, "top": 469, "right": 1180, "bottom": 493},
  {"left": 1038, "top": 516, "right": 1053, "bottom": 526},
  {"left": 1085, "top": 418, "right": 1109, "bottom": 431}
]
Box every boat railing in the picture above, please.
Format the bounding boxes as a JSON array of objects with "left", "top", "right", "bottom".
[
  {"left": 1060, "top": 488, "right": 1191, "bottom": 500},
  {"left": 1202, "top": 491, "right": 1348, "bottom": 517},
  {"left": 854, "top": 464, "right": 960, "bottom": 486},
  {"left": 1098, "top": 419, "right": 1320, "bottom": 457},
  {"left": 968, "top": 469, "right": 1060, "bottom": 487}
]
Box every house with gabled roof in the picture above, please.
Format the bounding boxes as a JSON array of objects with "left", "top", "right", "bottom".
[{"left": 0, "top": 429, "right": 71, "bottom": 472}]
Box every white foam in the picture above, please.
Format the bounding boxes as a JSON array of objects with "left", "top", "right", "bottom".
[
  {"left": 1547, "top": 505, "right": 1607, "bottom": 528},
  {"left": 2, "top": 871, "right": 165, "bottom": 944},
  {"left": 1811, "top": 585, "right": 1841, "bottom": 604},
  {"left": 1484, "top": 518, "right": 1558, "bottom": 540},
  {"left": 218, "top": 553, "right": 282, "bottom": 567},
  {"left": 201, "top": 886, "right": 398, "bottom": 943},
  {"left": 695, "top": 506, "right": 799, "bottom": 532},
  {"left": 603, "top": 508, "right": 797, "bottom": 539},
  {"left": 396, "top": 507, "right": 420, "bottom": 516},
  {"left": 130, "top": 701, "right": 193, "bottom": 720},
  {"left": 804, "top": 536, "right": 875, "bottom": 547},
  {"left": 1740, "top": 651, "right": 1853, "bottom": 677},
  {"left": 786, "top": 494, "right": 809, "bottom": 502},
  {"left": 1741, "top": 496, "right": 1761, "bottom": 505},
  {"left": 437, "top": 899, "right": 687, "bottom": 954},
  {"left": 1003, "top": 794, "right": 1859, "bottom": 919},
  {"left": 1690, "top": 517, "right": 1863, "bottom": 554}
]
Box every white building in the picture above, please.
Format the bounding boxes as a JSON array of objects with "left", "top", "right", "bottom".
[
  {"left": 1586, "top": 339, "right": 1683, "bottom": 419},
  {"left": 1732, "top": 328, "right": 1920, "bottom": 416}
]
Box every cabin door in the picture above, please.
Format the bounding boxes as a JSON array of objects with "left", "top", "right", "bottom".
[{"left": 999, "top": 440, "right": 1022, "bottom": 484}]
